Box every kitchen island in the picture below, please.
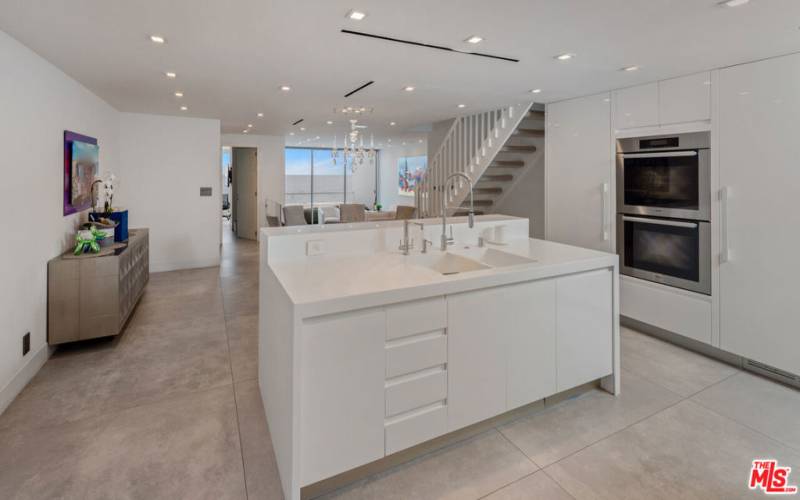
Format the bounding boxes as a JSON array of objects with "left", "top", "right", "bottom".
[{"left": 259, "top": 215, "right": 619, "bottom": 500}]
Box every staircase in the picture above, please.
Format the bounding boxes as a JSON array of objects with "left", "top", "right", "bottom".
[{"left": 416, "top": 104, "right": 544, "bottom": 218}]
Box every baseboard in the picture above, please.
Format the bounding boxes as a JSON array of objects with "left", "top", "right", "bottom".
[
  {"left": 150, "top": 256, "right": 221, "bottom": 273},
  {"left": 0, "top": 343, "right": 52, "bottom": 415}
]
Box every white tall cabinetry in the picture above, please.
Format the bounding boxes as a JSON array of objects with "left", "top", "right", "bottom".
[
  {"left": 718, "top": 53, "right": 800, "bottom": 376},
  {"left": 545, "top": 93, "right": 613, "bottom": 252}
]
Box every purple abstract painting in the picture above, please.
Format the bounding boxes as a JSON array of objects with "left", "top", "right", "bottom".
[{"left": 64, "top": 130, "right": 98, "bottom": 216}]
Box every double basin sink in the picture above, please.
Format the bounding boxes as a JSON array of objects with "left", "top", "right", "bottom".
[{"left": 406, "top": 247, "right": 536, "bottom": 276}]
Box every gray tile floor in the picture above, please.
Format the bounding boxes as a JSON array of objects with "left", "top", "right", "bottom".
[{"left": 1, "top": 229, "right": 799, "bottom": 499}]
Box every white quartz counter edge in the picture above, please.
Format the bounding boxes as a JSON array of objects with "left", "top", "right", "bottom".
[{"left": 269, "top": 239, "right": 618, "bottom": 319}]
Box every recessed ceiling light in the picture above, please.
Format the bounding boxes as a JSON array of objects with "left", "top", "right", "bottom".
[
  {"left": 719, "top": 0, "right": 749, "bottom": 6},
  {"left": 174, "top": 91, "right": 184, "bottom": 98},
  {"left": 300, "top": 127, "right": 306, "bottom": 131},
  {"left": 554, "top": 53, "right": 575, "bottom": 61},
  {"left": 165, "top": 71, "right": 177, "bottom": 79},
  {"left": 149, "top": 35, "right": 166, "bottom": 44},
  {"left": 419, "top": 139, "right": 423, "bottom": 143},
  {"left": 326, "top": 120, "right": 333, "bottom": 125},
  {"left": 389, "top": 121, "right": 396, "bottom": 126},
  {"left": 465, "top": 35, "right": 483, "bottom": 44},
  {"left": 346, "top": 9, "right": 367, "bottom": 20},
  {"left": 247, "top": 124, "right": 253, "bottom": 128},
  {"left": 315, "top": 136, "right": 320, "bottom": 139},
  {"left": 403, "top": 86, "right": 415, "bottom": 92},
  {"left": 180, "top": 106, "right": 188, "bottom": 111},
  {"left": 388, "top": 139, "right": 392, "bottom": 142},
  {"left": 530, "top": 88, "right": 542, "bottom": 94},
  {"left": 289, "top": 132, "right": 295, "bottom": 136},
  {"left": 621, "top": 65, "right": 640, "bottom": 72},
  {"left": 280, "top": 85, "right": 291, "bottom": 92},
  {"left": 257, "top": 112, "right": 264, "bottom": 118},
  {"left": 457, "top": 104, "right": 466, "bottom": 108},
  {"left": 243, "top": 129, "right": 249, "bottom": 134}
]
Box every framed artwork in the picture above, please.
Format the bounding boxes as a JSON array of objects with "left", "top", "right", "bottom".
[
  {"left": 64, "top": 131, "right": 98, "bottom": 215},
  {"left": 398, "top": 155, "right": 427, "bottom": 196}
]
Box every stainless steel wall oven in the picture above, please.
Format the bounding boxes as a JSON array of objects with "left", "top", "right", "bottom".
[{"left": 617, "top": 132, "right": 711, "bottom": 295}]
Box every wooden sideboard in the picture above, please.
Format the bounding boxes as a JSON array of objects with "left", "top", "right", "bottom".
[{"left": 48, "top": 228, "right": 149, "bottom": 344}]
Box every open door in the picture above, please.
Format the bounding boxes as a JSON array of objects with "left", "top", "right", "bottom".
[{"left": 232, "top": 147, "right": 258, "bottom": 240}]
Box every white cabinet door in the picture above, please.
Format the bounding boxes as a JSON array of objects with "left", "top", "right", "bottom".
[
  {"left": 719, "top": 54, "right": 800, "bottom": 376},
  {"left": 546, "top": 93, "right": 613, "bottom": 252},
  {"left": 300, "top": 309, "right": 385, "bottom": 484},
  {"left": 556, "top": 269, "right": 613, "bottom": 391},
  {"left": 448, "top": 280, "right": 557, "bottom": 430},
  {"left": 613, "top": 83, "right": 659, "bottom": 129},
  {"left": 507, "top": 280, "right": 557, "bottom": 410},
  {"left": 659, "top": 72, "right": 711, "bottom": 125},
  {"left": 447, "top": 287, "right": 508, "bottom": 431}
]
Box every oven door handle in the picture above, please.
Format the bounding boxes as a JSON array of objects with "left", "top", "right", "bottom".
[
  {"left": 620, "top": 151, "right": 698, "bottom": 159},
  {"left": 621, "top": 216, "right": 698, "bottom": 229}
]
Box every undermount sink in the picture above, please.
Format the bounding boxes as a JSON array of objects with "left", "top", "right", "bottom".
[
  {"left": 469, "top": 247, "right": 537, "bottom": 268},
  {"left": 407, "top": 252, "right": 490, "bottom": 275}
]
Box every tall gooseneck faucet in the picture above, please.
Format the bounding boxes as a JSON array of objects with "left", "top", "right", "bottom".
[{"left": 441, "top": 172, "right": 475, "bottom": 250}]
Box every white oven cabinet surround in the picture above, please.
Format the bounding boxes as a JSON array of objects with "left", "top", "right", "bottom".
[
  {"left": 613, "top": 72, "right": 712, "bottom": 130},
  {"left": 259, "top": 215, "right": 619, "bottom": 500}
]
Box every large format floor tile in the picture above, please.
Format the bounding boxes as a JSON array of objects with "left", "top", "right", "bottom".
[
  {"left": 546, "top": 400, "right": 800, "bottom": 500},
  {"left": 322, "top": 430, "right": 538, "bottom": 500},
  {"left": 483, "top": 471, "right": 574, "bottom": 500},
  {"left": 499, "top": 370, "right": 682, "bottom": 467},
  {"left": 621, "top": 327, "right": 739, "bottom": 397},
  {"left": 692, "top": 371, "right": 800, "bottom": 452},
  {"left": 226, "top": 313, "right": 259, "bottom": 382},
  {"left": 0, "top": 386, "right": 247, "bottom": 500},
  {"left": 235, "top": 380, "right": 285, "bottom": 500}
]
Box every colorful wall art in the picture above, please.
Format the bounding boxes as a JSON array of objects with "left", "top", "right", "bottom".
[
  {"left": 64, "top": 131, "right": 98, "bottom": 215},
  {"left": 398, "top": 155, "right": 427, "bottom": 196}
]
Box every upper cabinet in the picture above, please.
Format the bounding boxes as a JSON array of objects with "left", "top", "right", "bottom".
[
  {"left": 613, "top": 83, "right": 659, "bottom": 129},
  {"left": 659, "top": 72, "right": 711, "bottom": 125},
  {"left": 613, "top": 72, "right": 711, "bottom": 130}
]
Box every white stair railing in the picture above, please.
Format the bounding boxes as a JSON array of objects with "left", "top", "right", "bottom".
[{"left": 416, "top": 102, "right": 533, "bottom": 218}]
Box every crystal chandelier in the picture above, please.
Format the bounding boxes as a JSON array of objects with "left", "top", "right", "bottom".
[{"left": 331, "top": 119, "right": 376, "bottom": 171}]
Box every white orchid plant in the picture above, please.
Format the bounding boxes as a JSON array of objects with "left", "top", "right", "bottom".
[{"left": 103, "top": 173, "right": 116, "bottom": 214}]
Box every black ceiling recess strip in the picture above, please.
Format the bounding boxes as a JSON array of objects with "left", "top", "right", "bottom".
[
  {"left": 344, "top": 80, "right": 375, "bottom": 98},
  {"left": 292, "top": 118, "right": 304, "bottom": 126},
  {"left": 340, "top": 29, "right": 519, "bottom": 63}
]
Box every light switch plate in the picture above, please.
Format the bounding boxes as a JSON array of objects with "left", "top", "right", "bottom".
[{"left": 306, "top": 239, "right": 326, "bottom": 256}]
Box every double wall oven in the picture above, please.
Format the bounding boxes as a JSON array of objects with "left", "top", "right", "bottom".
[{"left": 616, "top": 132, "right": 711, "bottom": 295}]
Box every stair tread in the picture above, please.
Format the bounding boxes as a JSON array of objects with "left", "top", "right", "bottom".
[
  {"left": 501, "top": 145, "right": 538, "bottom": 152},
  {"left": 490, "top": 160, "right": 525, "bottom": 167},
  {"left": 514, "top": 128, "right": 545, "bottom": 137},
  {"left": 527, "top": 110, "right": 545, "bottom": 119},
  {"left": 474, "top": 187, "right": 502, "bottom": 194},
  {"left": 469, "top": 199, "right": 494, "bottom": 206},
  {"left": 480, "top": 174, "right": 514, "bottom": 182}
]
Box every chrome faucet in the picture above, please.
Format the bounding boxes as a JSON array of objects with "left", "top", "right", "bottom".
[
  {"left": 441, "top": 172, "right": 475, "bottom": 251},
  {"left": 400, "top": 220, "right": 414, "bottom": 255}
]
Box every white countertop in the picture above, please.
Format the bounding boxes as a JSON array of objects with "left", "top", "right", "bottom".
[{"left": 268, "top": 237, "right": 617, "bottom": 318}]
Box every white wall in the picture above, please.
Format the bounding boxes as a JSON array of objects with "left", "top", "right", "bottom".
[
  {"left": 222, "top": 134, "right": 285, "bottom": 226},
  {"left": 378, "top": 142, "right": 427, "bottom": 211},
  {"left": 0, "top": 29, "right": 120, "bottom": 413},
  {"left": 118, "top": 113, "right": 221, "bottom": 272},
  {"left": 494, "top": 152, "right": 546, "bottom": 238}
]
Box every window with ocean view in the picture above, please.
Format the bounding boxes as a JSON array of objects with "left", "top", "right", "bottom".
[{"left": 285, "top": 147, "right": 355, "bottom": 206}]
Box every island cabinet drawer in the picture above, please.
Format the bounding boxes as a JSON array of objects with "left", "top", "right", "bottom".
[
  {"left": 386, "top": 297, "right": 446, "bottom": 340},
  {"left": 385, "top": 368, "right": 447, "bottom": 417},
  {"left": 385, "top": 403, "right": 447, "bottom": 455},
  {"left": 386, "top": 331, "right": 447, "bottom": 378}
]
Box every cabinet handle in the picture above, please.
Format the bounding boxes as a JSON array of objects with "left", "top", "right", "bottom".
[
  {"left": 602, "top": 183, "right": 610, "bottom": 241},
  {"left": 720, "top": 187, "right": 730, "bottom": 264}
]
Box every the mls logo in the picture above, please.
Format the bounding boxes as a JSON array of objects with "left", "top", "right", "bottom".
[{"left": 749, "top": 460, "right": 798, "bottom": 495}]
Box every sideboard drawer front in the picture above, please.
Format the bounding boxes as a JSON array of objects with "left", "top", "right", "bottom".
[
  {"left": 386, "top": 297, "right": 446, "bottom": 340},
  {"left": 386, "top": 331, "right": 447, "bottom": 378},
  {"left": 385, "top": 368, "right": 447, "bottom": 417},
  {"left": 385, "top": 403, "right": 447, "bottom": 455}
]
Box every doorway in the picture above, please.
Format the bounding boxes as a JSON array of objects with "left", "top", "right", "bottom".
[{"left": 231, "top": 147, "right": 258, "bottom": 240}]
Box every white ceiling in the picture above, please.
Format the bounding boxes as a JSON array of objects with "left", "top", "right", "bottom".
[{"left": 2, "top": 0, "right": 799, "bottom": 143}]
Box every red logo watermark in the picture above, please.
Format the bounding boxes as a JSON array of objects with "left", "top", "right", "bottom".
[{"left": 750, "top": 460, "right": 797, "bottom": 495}]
